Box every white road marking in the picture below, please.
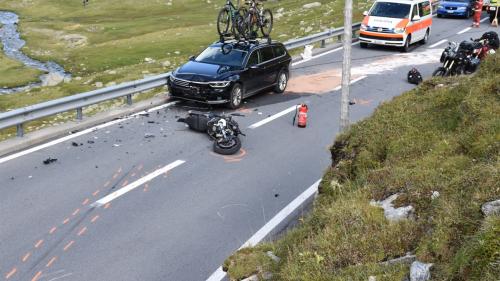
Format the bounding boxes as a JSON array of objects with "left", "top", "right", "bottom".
[
  {"left": 333, "top": 75, "right": 368, "bottom": 91},
  {"left": 291, "top": 42, "right": 360, "bottom": 67},
  {"left": 205, "top": 179, "right": 321, "bottom": 281},
  {"left": 457, "top": 27, "right": 471, "bottom": 34},
  {"left": 429, "top": 39, "right": 448, "bottom": 48},
  {"left": 0, "top": 101, "right": 178, "bottom": 165},
  {"left": 91, "top": 160, "right": 185, "bottom": 207},
  {"left": 248, "top": 105, "right": 297, "bottom": 129},
  {"left": 480, "top": 17, "right": 489, "bottom": 23}
]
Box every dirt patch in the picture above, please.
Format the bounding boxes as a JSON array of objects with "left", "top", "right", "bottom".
[{"left": 287, "top": 69, "right": 361, "bottom": 94}]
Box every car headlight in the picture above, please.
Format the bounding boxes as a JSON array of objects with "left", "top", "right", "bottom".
[
  {"left": 438, "top": 5, "right": 443, "bottom": 9},
  {"left": 169, "top": 75, "right": 175, "bottom": 82},
  {"left": 361, "top": 24, "right": 367, "bottom": 31},
  {"left": 394, "top": 27, "right": 405, "bottom": 34},
  {"left": 208, "top": 81, "right": 231, "bottom": 88}
]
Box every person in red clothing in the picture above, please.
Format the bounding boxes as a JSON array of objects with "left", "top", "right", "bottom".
[{"left": 472, "top": 0, "right": 483, "bottom": 27}]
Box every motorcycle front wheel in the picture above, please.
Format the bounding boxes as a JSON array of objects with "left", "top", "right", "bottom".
[
  {"left": 432, "top": 67, "right": 447, "bottom": 77},
  {"left": 213, "top": 137, "right": 241, "bottom": 155}
]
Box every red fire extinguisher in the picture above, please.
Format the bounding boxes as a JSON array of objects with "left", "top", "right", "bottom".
[{"left": 293, "top": 104, "right": 308, "bottom": 128}]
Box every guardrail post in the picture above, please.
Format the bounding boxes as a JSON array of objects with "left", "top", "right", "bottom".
[
  {"left": 320, "top": 39, "right": 326, "bottom": 48},
  {"left": 126, "top": 94, "right": 132, "bottom": 105},
  {"left": 16, "top": 123, "right": 24, "bottom": 137},
  {"left": 76, "top": 108, "right": 83, "bottom": 120},
  {"left": 338, "top": 35, "right": 342, "bottom": 42}
]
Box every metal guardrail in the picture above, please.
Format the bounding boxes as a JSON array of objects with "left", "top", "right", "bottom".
[
  {"left": 0, "top": 23, "right": 363, "bottom": 137},
  {"left": 284, "top": 23, "right": 362, "bottom": 50}
]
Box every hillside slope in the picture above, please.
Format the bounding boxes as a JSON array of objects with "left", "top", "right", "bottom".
[{"left": 224, "top": 54, "right": 500, "bottom": 280}]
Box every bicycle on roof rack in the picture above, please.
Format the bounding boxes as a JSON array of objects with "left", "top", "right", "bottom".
[
  {"left": 217, "top": 0, "right": 248, "bottom": 40},
  {"left": 241, "top": 0, "right": 273, "bottom": 40}
]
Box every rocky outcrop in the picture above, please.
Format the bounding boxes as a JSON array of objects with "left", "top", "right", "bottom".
[
  {"left": 410, "top": 261, "right": 432, "bottom": 281},
  {"left": 481, "top": 199, "right": 500, "bottom": 216},
  {"left": 303, "top": 2, "right": 321, "bottom": 9}
]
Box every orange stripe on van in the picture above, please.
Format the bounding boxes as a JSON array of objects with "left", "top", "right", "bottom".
[
  {"left": 395, "top": 19, "right": 410, "bottom": 28},
  {"left": 360, "top": 30, "right": 404, "bottom": 39},
  {"left": 362, "top": 16, "right": 370, "bottom": 25}
]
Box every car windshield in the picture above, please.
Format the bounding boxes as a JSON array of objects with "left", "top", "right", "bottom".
[
  {"left": 444, "top": 0, "right": 468, "bottom": 2},
  {"left": 195, "top": 46, "right": 247, "bottom": 67},
  {"left": 370, "top": 2, "right": 412, "bottom": 18}
]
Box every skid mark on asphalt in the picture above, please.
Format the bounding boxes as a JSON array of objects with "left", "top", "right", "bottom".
[{"left": 210, "top": 149, "right": 247, "bottom": 163}]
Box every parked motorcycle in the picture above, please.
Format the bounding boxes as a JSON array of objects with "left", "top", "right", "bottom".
[
  {"left": 433, "top": 31, "right": 498, "bottom": 77},
  {"left": 178, "top": 111, "right": 244, "bottom": 155}
]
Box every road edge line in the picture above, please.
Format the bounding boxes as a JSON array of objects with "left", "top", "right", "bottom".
[{"left": 205, "top": 179, "right": 321, "bottom": 281}]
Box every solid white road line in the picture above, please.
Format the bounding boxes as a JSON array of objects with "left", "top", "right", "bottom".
[
  {"left": 480, "top": 17, "right": 489, "bottom": 23},
  {"left": 291, "top": 42, "right": 361, "bottom": 67},
  {"left": 457, "top": 27, "right": 471, "bottom": 35},
  {"left": 205, "top": 179, "right": 321, "bottom": 281},
  {"left": 248, "top": 105, "right": 297, "bottom": 129},
  {"left": 429, "top": 39, "right": 448, "bottom": 48},
  {"left": 91, "top": 160, "right": 185, "bottom": 207},
  {"left": 333, "top": 75, "right": 368, "bottom": 91},
  {"left": 0, "top": 101, "right": 178, "bottom": 165}
]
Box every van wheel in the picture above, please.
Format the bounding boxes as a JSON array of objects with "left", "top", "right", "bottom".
[
  {"left": 228, "top": 83, "right": 243, "bottom": 109},
  {"left": 360, "top": 42, "right": 368, "bottom": 48},
  {"left": 421, "top": 29, "right": 429, "bottom": 45},
  {"left": 401, "top": 36, "right": 411, "bottom": 52}
]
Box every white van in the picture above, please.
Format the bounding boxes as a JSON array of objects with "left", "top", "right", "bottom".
[{"left": 359, "top": 0, "right": 433, "bottom": 52}]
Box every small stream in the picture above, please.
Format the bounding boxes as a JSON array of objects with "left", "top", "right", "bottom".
[{"left": 0, "top": 11, "right": 70, "bottom": 95}]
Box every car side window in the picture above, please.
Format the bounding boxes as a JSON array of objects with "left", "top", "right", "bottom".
[
  {"left": 411, "top": 4, "right": 419, "bottom": 19},
  {"left": 260, "top": 47, "right": 274, "bottom": 62},
  {"left": 272, "top": 45, "right": 286, "bottom": 58},
  {"left": 419, "top": 1, "right": 431, "bottom": 17},
  {"left": 247, "top": 50, "right": 260, "bottom": 66}
]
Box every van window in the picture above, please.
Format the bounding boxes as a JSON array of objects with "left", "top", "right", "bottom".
[
  {"left": 418, "top": 1, "right": 431, "bottom": 17},
  {"left": 411, "top": 4, "right": 419, "bottom": 19},
  {"left": 260, "top": 47, "right": 274, "bottom": 62},
  {"left": 247, "top": 51, "right": 260, "bottom": 66},
  {"left": 370, "top": 2, "right": 412, "bottom": 19},
  {"left": 273, "top": 45, "right": 286, "bottom": 57}
]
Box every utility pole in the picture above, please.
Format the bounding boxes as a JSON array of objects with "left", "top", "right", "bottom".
[{"left": 340, "top": 0, "right": 353, "bottom": 132}]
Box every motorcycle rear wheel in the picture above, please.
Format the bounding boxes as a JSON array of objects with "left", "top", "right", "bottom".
[{"left": 213, "top": 137, "right": 241, "bottom": 155}]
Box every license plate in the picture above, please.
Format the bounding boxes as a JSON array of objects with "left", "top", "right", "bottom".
[
  {"left": 447, "top": 10, "right": 454, "bottom": 13},
  {"left": 491, "top": 7, "right": 496, "bottom": 11},
  {"left": 373, "top": 40, "right": 384, "bottom": 44}
]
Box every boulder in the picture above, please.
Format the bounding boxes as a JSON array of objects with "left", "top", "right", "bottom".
[
  {"left": 303, "top": 2, "right": 322, "bottom": 9},
  {"left": 410, "top": 261, "right": 432, "bottom": 281},
  {"left": 431, "top": 191, "right": 440, "bottom": 200},
  {"left": 94, "top": 81, "right": 103, "bottom": 88},
  {"left": 162, "top": 60, "right": 172, "bottom": 67},
  {"left": 266, "top": 251, "right": 281, "bottom": 263},
  {"left": 41, "top": 72, "right": 65, "bottom": 87},
  {"left": 481, "top": 199, "right": 500, "bottom": 216}
]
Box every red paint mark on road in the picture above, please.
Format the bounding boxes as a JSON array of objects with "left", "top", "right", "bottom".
[
  {"left": 112, "top": 173, "right": 118, "bottom": 179},
  {"left": 131, "top": 173, "right": 136, "bottom": 177},
  {"left": 49, "top": 226, "right": 57, "bottom": 234},
  {"left": 137, "top": 164, "right": 143, "bottom": 171},
  {"left": 5, "top": 267, "right": 17, "bottom": 279},
  {"left": 31, "top": 271, "right": 42, "bottom": 281},
  {"left": 104, "top": 203, "right": 111, "bottom": 209},
  {"left": 82, "top": 198, "right": 90, "bottom": 205},
  {"left": 104, "top": 181, "right": 110, "bottom": 188},
  {"left": 92, "top": 190, "right": 100, "bottom": 197},
  {"left": 35, "top": 239, "right": 44, "bottom": 248},
  {"left": 72, "top": 208, "right": 80, "bottom": 216},
  {"left": 121, "top": 180, "right": 128, "bottom": 187},
  {"left": 91, "top": 215, "right": 100, "bottom": 223},
  {"left": 62, "top": 218, "right": 70, "bottom": 225},
  {"left": 77, "top": 226, "right": 87, "bottom": 236},
  {"left": 117, "top": 167, "right": 122, "bottom": 173},
  {"left": 143, "top": 183, "right": 149, "bottom": 192},
  {"left": 63, "top": 240, "right": 74, "bottom": 251},
  {"left": 22, "top": 252, "right": 31, "bottom": 262},
  {"left": 46, "top": 256, "right": 57, "bottom": 268}
]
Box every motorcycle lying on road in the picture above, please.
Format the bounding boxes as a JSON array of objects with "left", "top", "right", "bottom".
[
  {"left": 178, "top": 111, "right": 244, "bottom": 155},
  {"left": 433, "top": 31, "right": 498, "bottom": 77}
]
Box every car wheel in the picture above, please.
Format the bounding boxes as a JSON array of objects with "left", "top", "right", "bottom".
[
  {"left": 360, "top": 42, "right": 368, "bottom": 48},
  {"left": 437, "top": 14, "right": 442, "bottom": 18},
  {"left": 274, "top": 70, "right": 288, "bottom": 93},
  {"left": 401, "top": 35, "right": 411, "bottom": 52},
  {"left": 228, "top": 83, "right": 243, "bottom": 109},
  {"left": 421, "top": 29, "right": 430, "bottom": 45}
]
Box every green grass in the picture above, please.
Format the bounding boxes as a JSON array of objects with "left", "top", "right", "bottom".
[
  {"left": 0, "top": 44, "right": 42, "bottom": 88},
  {"left": 0, "top": 0, "right": 368, "bottom": 138},
  {"left": 224, "top": 54, "right": 500, "bottom": 280}
]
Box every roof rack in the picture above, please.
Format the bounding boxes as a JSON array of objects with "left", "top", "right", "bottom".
[{"left": 217, "top": 34, "right": 272, "bottom": 45}]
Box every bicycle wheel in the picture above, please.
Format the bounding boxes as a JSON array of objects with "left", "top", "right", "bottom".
[
  {"left": 260, "top": 9, "right": 273, "bottom": 37},
  {"left": 217, "top": 8, "right": 231, "bottom": 36},
  {"left": 244, "top": 10, "right": 259, "bottom": 39},
  {"left": 233, "top": 7, "right": 248, "bottom": 39}
]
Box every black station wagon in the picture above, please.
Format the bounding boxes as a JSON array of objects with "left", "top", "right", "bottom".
[{"left": 167, "top": 40, "right": 291, "bottom": 108}]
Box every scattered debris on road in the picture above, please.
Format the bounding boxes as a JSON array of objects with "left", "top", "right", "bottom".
[
  {"left": 43, "top": 157, "right": 58, "bottom": 165},
  {"left": 144, "top": 133, "right": 155, "bottom": 138}
]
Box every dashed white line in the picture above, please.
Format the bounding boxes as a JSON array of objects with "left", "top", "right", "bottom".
[
  {"left": 248, "top": 105, "right": 297, "bottom": 129},
  {"left": 0, "top": 101, "right": 178, "bottom": 165},
  {"left": 457, "top": 27, "right": 471, "bottom": 35},
  {"left": 205, "top": 179, "right": 321, "bottom": 281},
  {"left": 429, "top": 39, "right": 448, "bottom": 48},
  {"left": 91, "top": 160, "right": 185, "bottom": 207},
  {"left": 333, "top": 75, "right": 368, "bottom": 91}
]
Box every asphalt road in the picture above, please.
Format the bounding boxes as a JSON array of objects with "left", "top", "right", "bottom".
[{"left": 0, "top": 15, "right": 497, "bottom": 281}]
